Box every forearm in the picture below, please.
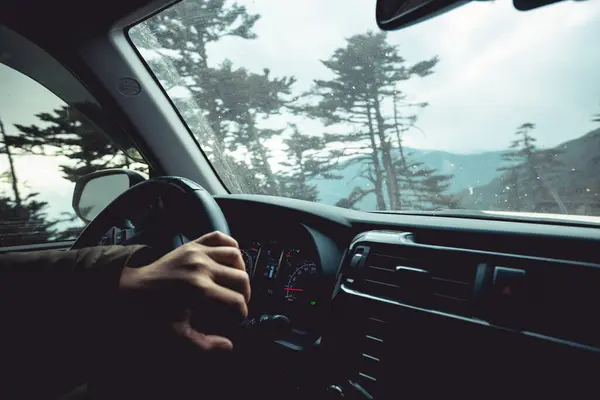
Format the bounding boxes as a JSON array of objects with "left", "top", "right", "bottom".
[
  {"left": 0, "top": 246, "right": 147, "bottom": 324},
  {"left": 0, "top": 245, "right": 149, "bottom": 397}
]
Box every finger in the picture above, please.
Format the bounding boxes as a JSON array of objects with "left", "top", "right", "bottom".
[
  {"left": 197, "top": 279, "right": 248, "bottom": 319},
  {"left": 173, "top": 315, "right": 233, "bottom": 351},
  {"left": 204, "top": 246, "right": 245, "bottom": 271},
  {"left": 211, "top": 264, "right": 251, "bottom": 303},
  {"left": 196, "top": 231, "right": 238, "bottom": 249}
]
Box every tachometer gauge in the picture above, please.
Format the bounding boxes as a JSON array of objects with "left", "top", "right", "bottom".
[
  {"left": 284, "top": 262, "right": 319, "bottom": 304},
  {"left": 240, "top": 243, "right": 260, "bottom": 279}
]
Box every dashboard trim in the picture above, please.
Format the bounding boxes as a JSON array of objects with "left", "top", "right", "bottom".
[
  {"left": 350, "top": 230, "right": 600, "bottom": 270},
  {"left": 340, "top": 284, "right": 600, "bottom": 354},
  {"left": 340, "top": 284, "right": 488, "bottom": 325}
]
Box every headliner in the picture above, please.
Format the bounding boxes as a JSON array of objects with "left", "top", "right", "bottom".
[{"left": 0, "top": 0, "right": 171, "bottom": 52}]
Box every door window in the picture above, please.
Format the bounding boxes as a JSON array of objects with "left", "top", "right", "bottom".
[{"left": 0, "top": 62, "right": 148, "bottom": 247}]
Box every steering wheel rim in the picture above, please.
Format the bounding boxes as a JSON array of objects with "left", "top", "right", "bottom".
[{"left": 70, "top": 176, "right": 229, "bottom": 250}]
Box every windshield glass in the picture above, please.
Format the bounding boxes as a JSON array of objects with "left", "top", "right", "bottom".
[{"left": 129, "top": 0, "right": 600, "bottom": 220}]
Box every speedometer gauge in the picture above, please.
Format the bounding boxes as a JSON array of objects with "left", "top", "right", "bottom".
[
  {"left": 285, "top": 262, "right": 319, "bottom": 303},
  {"left": 278, "top": 247, "right": 322, "bottom": 331}
]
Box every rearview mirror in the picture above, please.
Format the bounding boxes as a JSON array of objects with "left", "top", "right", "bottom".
[
  {"left": 72, "top": 169, "right": 146, "bottom": 223},
  {"left": 376, "top": 0, "right": 466, "bottom": 31},
  {"left": 376, "top": 0, "right": 568, "bottom": 31}
]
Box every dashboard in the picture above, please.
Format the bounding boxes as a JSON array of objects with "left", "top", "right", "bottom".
[
  {"left": 87, "top": 192, "right": 600, "bottom": 398},
  {"left": 217, "top": 194, "right": 600, "bottom": 398}
]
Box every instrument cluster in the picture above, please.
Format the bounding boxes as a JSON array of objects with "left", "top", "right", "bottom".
[{"left": 240, "top": 240, "right": 322, "bottom": 330}]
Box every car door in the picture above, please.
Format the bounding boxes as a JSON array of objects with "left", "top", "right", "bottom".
[{"left": 0, "top": 25, "right": 149, "bottom": 254}]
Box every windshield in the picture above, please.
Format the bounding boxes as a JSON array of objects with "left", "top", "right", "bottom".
[{"left": 129, "top": 0, "right": 600, "bottom": 220}]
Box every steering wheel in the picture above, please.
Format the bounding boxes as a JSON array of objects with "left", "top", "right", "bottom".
[
  {"left": 71, "top": 176, "right": 239, "bottom": 398},
  {"left": 71, "top": 176, "right": 289, "bottom": 399},
  {"left": 70, "top": 176, "right": 229, "bottom": 251}
]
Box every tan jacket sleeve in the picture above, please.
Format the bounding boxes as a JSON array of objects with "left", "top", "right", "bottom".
[{"left": 0, "top": 245, "right": 152, "bottom": 398}]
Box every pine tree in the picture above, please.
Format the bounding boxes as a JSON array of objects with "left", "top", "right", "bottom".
[
  {"left": 497, "top": 123, "right": 566, "bottom": 213},
  {"left": 1, "top": 116, "right": 58, "bottom": 246},
  {"left": 210, "top": 61, "right": 296, "bottom": 195},
  {"left": 4, "top": 107, "right": 146, "bottom": 241},
  {"left": 0, "top": 193, "right": 57, "bottom": 246},
  {"left": 304, "top": 31, "right": 447, "bottom": 210},
  {"left": 13, "top": 105, "right": 145, "bottom": 183},
  {"left": 0, "top": 117, "right": 22, "bottom": 206},
  {"left": 128, "top": 0, "right": 261, "bottom": 193},
  {"left": 415, "top": 168, "right": 457, "bottom": 210},
  {"left": 390, "top": 92, "right": 456, "bottom": 210},
  {"left": 140, "top": 0, "right": 260, "bottom": 142},
  {"left": 279, "top": 126, "right": 331, "bottom": 202},
  {"left": 132, "top": 1, "right": 298, "bottom": 195},
  {"left": 392, "top": 155, "right": 457, "bottom": 210}
]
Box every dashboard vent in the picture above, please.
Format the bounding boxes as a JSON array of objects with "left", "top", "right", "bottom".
[
  {"left": 352, "top": 252, "right": 477, "bottom": 316},
  {"left": 350, "top": 315, "right": 386, "bottom": 398}
]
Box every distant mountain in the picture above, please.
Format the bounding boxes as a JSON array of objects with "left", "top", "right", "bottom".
[
  {"left": 458, "top": 128, "right": 600, "bottom": 215},
  {"left": 310, "top": 128, "right": 600, "bottom": 213},
  {"left": 311, "top": 147, "right": 504, "bottom": 209},
  {"left": 414, "top": 149, "right": 504, "bottom": 192}
]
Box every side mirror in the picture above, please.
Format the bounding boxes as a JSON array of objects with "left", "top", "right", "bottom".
[{"left": 72, "top": 169, "right": 146, "bottom": 223}]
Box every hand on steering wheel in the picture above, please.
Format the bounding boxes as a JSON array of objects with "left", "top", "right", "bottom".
[
  {"left": 119, "top": 231, "right": 251, "bottom": 351},
  {"left": 76, "top": 177, "right": 251, "bottom": 397}
]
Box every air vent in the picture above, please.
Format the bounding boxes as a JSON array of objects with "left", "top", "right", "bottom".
[
  {"left": 350, "top": 315, "right": 386, "bottom": 398},
  {"left": 350, "top": 252, "right": 477, "bottom": 316}
]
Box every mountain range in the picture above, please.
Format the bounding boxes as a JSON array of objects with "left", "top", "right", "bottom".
[
  {"left": 311, "top": 127, "right": 600, "bottom": 213},
  {"left": 311, "top": 147, "right": 504, "bottom": 209},
  {"left": 458, "top": 127, "right": 600, "bottom": 214}
]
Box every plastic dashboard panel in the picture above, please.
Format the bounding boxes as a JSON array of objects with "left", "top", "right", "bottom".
[
  {"left": 330, "top": 230, "right": 600, "bottom": 397},
  {"left": 216, "top": 195, "right": 600, "bottom": 398}
]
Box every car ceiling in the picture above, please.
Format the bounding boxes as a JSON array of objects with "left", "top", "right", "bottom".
[{"left": 0, "top": 0, "right": 162, "bottom": 51}]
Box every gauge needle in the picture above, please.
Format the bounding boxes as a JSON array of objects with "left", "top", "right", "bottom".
[{"left": 284, "top": 288, "right": 304, "bottom": 292}]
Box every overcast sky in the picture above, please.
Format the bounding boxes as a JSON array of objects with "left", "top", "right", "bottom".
[
  {"left": 206, "top": 0, "right": 600, "bottom": 153},
  {"left": 1, "top": 0, "right": 600, "bottom": 222}
]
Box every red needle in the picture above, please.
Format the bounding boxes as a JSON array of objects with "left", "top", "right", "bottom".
[{"left": 284, "top": 288, "right": 304, "bottom": 292}]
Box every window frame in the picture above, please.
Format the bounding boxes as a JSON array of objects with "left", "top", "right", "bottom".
[{"left": 0, "top": 24, "right": 150, "bottom": 250}]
